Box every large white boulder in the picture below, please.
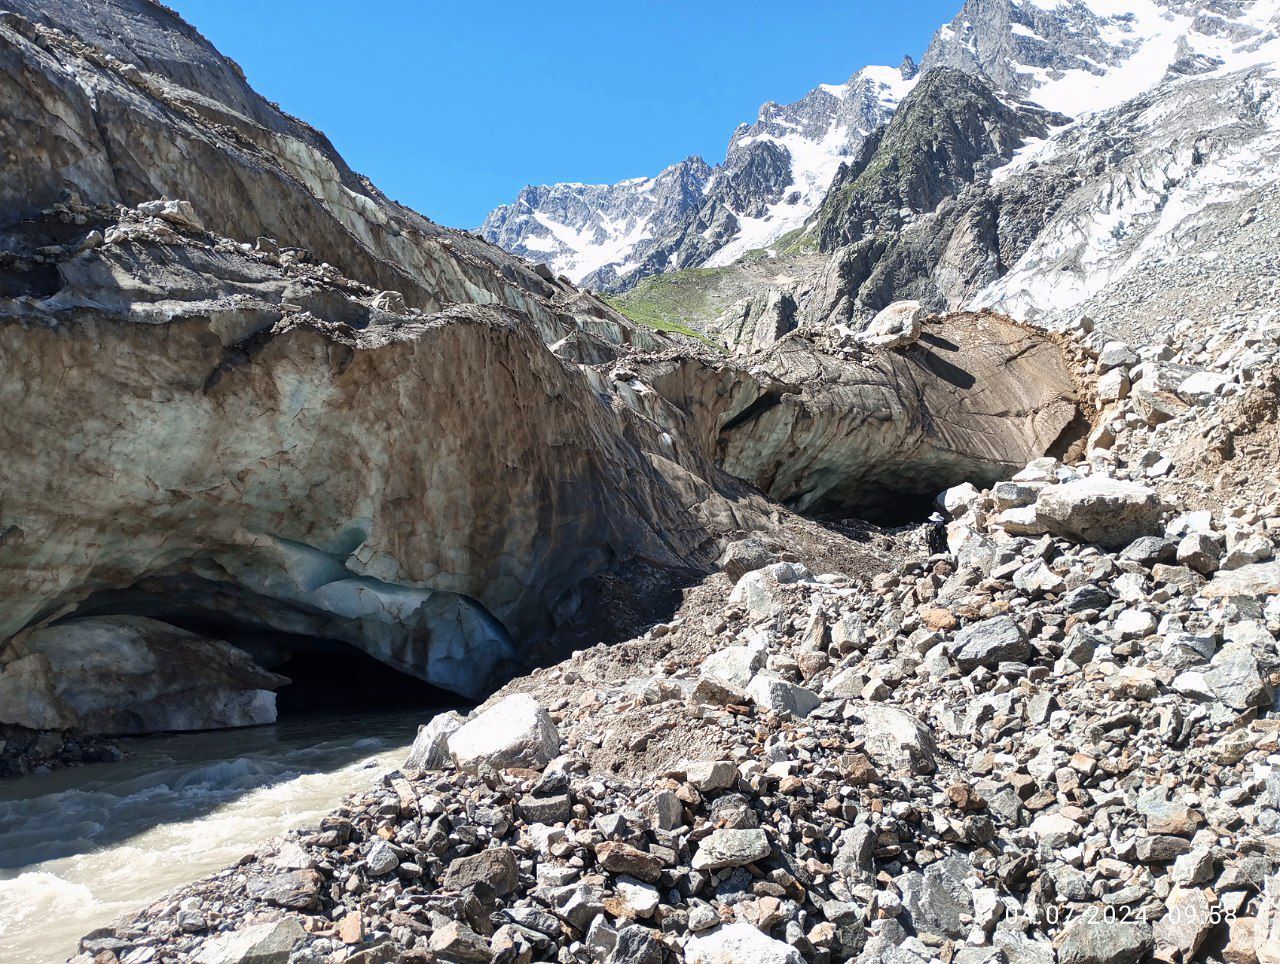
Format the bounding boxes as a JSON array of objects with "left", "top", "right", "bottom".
[
  {"left": 858, "top": 300, "right": 925, "bottom": 350},
  {"left": 687, "top": 922, "right": 804, "bottom": 964},
  {"left": 700, "top": 644, "right": 767, "bottom": 690},
  {"left": 1035, "top": 477, "right": 1161, "bottom": 548},
  {"left": 746, "top": 673, "right": 820, "bottom": 718},
  {"left": 447, "top": 694, "right": 561, "bottom": 771},
  {"left": 727, "top": 562, "right": 811, "bottom": 617},
  {"left": 195, "top": 918, "right": 308, "bottom": 964}
]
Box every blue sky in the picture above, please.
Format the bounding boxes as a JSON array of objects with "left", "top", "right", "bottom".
[{"left": 172, "top": 1, "right": 959, "bottom": 229}]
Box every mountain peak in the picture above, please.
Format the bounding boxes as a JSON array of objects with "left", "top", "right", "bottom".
[{"left": 480, "top": 60, "right": 915, "bottom": 286}]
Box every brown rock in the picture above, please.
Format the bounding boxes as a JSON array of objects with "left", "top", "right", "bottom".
[
  {"left": 596, "top": 841, "right": 663, "bottom": 883},
  {"left": 920, "top": 608, "right": 958, "bottom": 631},
  {"left": 337, "top": 912, "right": 363, "bottom": 945},
  {"left": 442, "top": 848, "right": 519, "bottom": 896}
]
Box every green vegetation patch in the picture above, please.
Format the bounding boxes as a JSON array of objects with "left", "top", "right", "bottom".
[{"left": 605, "top": 266, "right": 735, "bottom": 344}]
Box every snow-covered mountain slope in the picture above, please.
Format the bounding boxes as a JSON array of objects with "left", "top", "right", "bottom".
[
  {"left": 478, "top": 157, "right": 712, "bottom": 284},
  {"left": 971, "top": 65, "right": 1280, "bottom": 332},
  {"left": 483, "top": 0, "right": 1280, "bottom": 306},
  {"left": 922, "top": 0, "right": 1280, "bottom": 117},
  {"left": 479, "top": 61, "right": 918, "bottom": 289}
]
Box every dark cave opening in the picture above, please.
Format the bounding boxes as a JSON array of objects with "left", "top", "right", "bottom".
[
  {"left": 267, "top": 638, "right": 457, "bottom": 716},
  {"left": 55, "top": 584, "right": 468, "bottom": 722},
  {"left": 123, "top": 617, "right": 464, "bottom": 719},
  {"left": 795, "top": 486, "right": 945, "bottom": 529}
]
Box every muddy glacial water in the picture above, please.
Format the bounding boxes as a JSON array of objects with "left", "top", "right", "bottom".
[{"left": 0, "top": 708, "right": 433, "bottom": 963}]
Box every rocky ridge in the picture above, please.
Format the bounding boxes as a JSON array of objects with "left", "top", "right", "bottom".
[
  {"left": 479, "top": 63, "right": 917, "bottom": 290},
  {"left": 481, "top": 0, "right": 1280, "bottom": 297},
  {"left": 75, "top": 291, "right": 1280, "bottom": 964}
]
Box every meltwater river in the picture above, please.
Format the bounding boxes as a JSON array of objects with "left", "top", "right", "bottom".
[{"left": 0, "top": 708, "right": 431, "bottom": 964}]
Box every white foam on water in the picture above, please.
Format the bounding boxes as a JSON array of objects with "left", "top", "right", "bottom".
[{"left": 0, "top": 709, "right": 426, "bottom": 964}]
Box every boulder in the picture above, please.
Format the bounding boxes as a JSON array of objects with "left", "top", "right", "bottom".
[
  {"left": 1035, "top": 478, "right": 1162, "bottom": 548},
  {"left": 442, "top": 848, "right": 520, "bottom": 896},
  {"left": 849, "top": 703, "right": 939, "bottom": 774},
  {"left": 1224, "top": 535, "right": 1274, "bottom": 570},
  {"left": 1255, "top": 873, "right": 1280, "bottom": 964},
  {"left": 745, "top": 674, "right": 820, "bottom": 718},
  {"left": 1097, "top": 367, "right": 1130, "bottom": 402},
  {"left": 1176, "top": 532, "right": 1222, "bottom": 575},
  {"left": 951, "top": 615, "right": 1030, "bottom": 671},
  {"left": 700, "top": 645, "right": 767, "bottom": 691},
  {"left": 858, "top": 300, "right": 925, "bottom": 350},
  {"left": 1203, "top": 561, "right": 1280, "bottom": 599},
  {"left": 832, "top": 824, "right": 876, "bottom": 878},
  {"left": 405, "top": 711, "right": 465, "bottom": 771},
  {"left": 1205, "top": 644, "right": 1272, "bottom": 711},
  {"left": 687, "top": 922, "right": 804, "bottom": 964},
  {"left": 608, "top": 924, "right": 664, "bottom": 964},
  {"left": 900, "top": 855, "right": 974, "bottom": 939},
  {"left": 429, "top": 921, "right": 491, "bottom": 964},
  {"left": 718, "top": 538, "right": 779, "bottom": 581},
  {"left": 1177, "top": 370, "right": 1230, "bottom": 402},
  {"left": 244, "top": 870, "right": 323, "bottom": 910},
  {"left": 728, "top": 563, "right": 811, "bottom": 617},
  {"left": 691, "top": 829, "right": 771, "bottom": 870},
  {"left": 1098, "top": 341, "right": 1138, "bottom": 371},
  {"left": 940, "top": 482, "right": 981, "bottom": 517},
  {"left": 447, "top": 695, "right": 560, "bottom": 771},
  {"left": 364, "top": 839, "right": 400, "bottom": 876},
  {"left": 194, "top": 919, "right": 308, "bottom": 964},
  {"left": 596, "top": 842, "right": 663, "bottom": 883},
  {"left": 1055, "top": 910, "right": 1153, "bottom": 964}
]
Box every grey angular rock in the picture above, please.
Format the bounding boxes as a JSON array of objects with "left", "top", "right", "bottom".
[
  {"left": 718, "top": 538, "right": 779, "bottom": 581},
  {"left": 687, "top": 922, "right": 804, "bottom": 964},
  {"left": 746, "top": 674, "right": 820, "bottom": 718},
  {"left": 443, "top": 847, "right": 520, "bottom": 896},
  {"left": 691, "top": 829, "right": 771, "bottom": 870},
  {"left": 194, "top": 919, "right": 308, "bottom": 964},
  {"left": 899, "top": 855, "right": 974, "bottom": 939},
  {"left": 405, "top": 711, "right": 465, "bottom": 771},
  {"left": 700, "top": 645, "right": 767, "bottom": 691},
  {"left": 951, "top": 615, "right": 1030, "bottom": 671},
  {"left": 850, "top": 703, "right": 939, "bottom": 774},
  {"left": 858, "top": 300, "right": 925, "bottom": 350},
  {"left": 364, "top": 839, "right": 400, "bottom": 876},
  {"left": 1205, "top": 643, "right": 1272, "bottom": 711},
  {"left": 1035, "top": 478, "right": 1162, "bottom": 548},
  {"left": 833, "top": 824, "right": 876, "bottom": 878},
  {"left": 429, "top": 921, "right": 491, "bottom": 964},
  {"left": 1176, "top": 532, "right": 1222, "bottom": 575},
  {"left": 608, "top": 924, "right": 664, "bottom": 964},
  {"left": 1054, "top": 910, "right": 1152, "bottom": 964}
]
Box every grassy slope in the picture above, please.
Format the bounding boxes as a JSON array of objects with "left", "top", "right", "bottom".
[
  {"left": 605, "top": 246, "right": 814, "bottom": 344},
  {"left": 605, "top": 267, "right": 735, "bottom": 338}
]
